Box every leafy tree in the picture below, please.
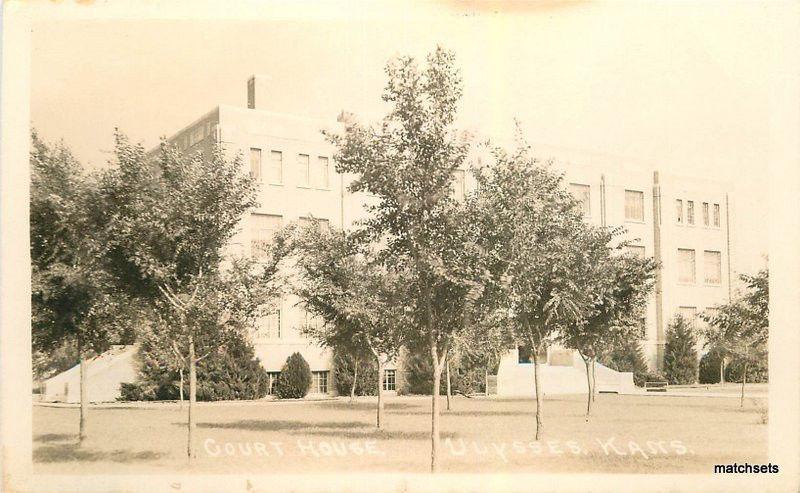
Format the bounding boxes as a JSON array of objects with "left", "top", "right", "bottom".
[
  {"left": 271, "top": 222, "right": 408, "bottom": 427},
  {"left": 602, "top": 338, "right": 651, "bottom": 387},
  {"left": 560, "top": 225, "right": 657, "bottom": 419},
  {"left": 332, "top": 350, "right": 379, "bottom": 398},
  {"left": 323, "top": 48, "right": 486, "bottom": 470},
  {"left": 701, "top": 268, "right": 769, "bottom": 406},
  {"left": 276, "top": 352, "right": 312, "bottom": 399},
  {"left": 127, "top": 322, "right": 269, "bottom": 402},
  {"left": 470, "top": 141, "right": 590, "bottom": 441},
  {"left": 663, "top": 315, "right": 698, "bottom": 385},
  {"left": 30, "top": 131, "right": 137, "bottom": 442},
  {"left": 98, "top": 134, "right": 271, "bottom": 458}
]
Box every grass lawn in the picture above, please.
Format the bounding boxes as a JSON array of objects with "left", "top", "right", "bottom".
[{"left": 32, "top": 393, "right": 767, "bottom": 475}]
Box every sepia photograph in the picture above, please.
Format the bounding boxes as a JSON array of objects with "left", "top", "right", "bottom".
[{"left": 1, "top": 1, "right": 798, "bottom": 492}]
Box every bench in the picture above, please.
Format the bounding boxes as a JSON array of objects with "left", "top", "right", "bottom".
[{"left": 645, "top": 381, "right": 668, "bottom": 392}]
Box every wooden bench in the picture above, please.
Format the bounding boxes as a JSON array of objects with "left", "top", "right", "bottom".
[{"left": 645, "top": 381, "right": 668, "bottom": 392}]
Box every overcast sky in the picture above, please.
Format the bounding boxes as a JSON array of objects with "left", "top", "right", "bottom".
[{"left": 30, "top": 1, "right": 778, "bottom": 275}]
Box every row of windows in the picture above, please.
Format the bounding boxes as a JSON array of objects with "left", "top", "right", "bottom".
[
  {"left": 254, "top": 306, "right": 323, "bottom": 340},
  {"left": 569, "top": 184, "right": 723, "bottom": 229},
  {"left": 250, "top": 214, "right": 330, "bottom": 260},
  {"left": 570, "top": 184, "right": 646, "bottom": 222},
  {"left": 677, "top": 249, "right": 722, "bottom": 285},
  {"left": 263, "top": 369, "right": 396, "bottom": 394},
  {"left": 250, "top": 148, "right": 330, "bottom": 189},
  {"left": 265, "top": 371, "right": 330, "bottom": 395},
  {"left": 676, "top": 199, "right": 721, "bottom": 228}
]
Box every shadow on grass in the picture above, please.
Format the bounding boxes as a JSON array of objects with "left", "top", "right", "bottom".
[
  {"left": 34, "top": 443, "right": 163, "bottom": 463},
  {"left": 34, "top": 433, "right": 75, "bottom": 443},
  {"left": 290, "top": 428, "right": 459, "bottom": 441},
  {"left": 310, "top": 401, "right": 419, "bottom": 412},
  {"left": 193, "top": 420, "right": 371, "bottom": 432},
  {"left": 388, "top": 410, "right": 530, "bottom": 417}
]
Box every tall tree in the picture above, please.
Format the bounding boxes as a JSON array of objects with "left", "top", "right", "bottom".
[
  {"left": 325, "top": 47, "right": 483, "bottom": 471},
  {"left": 702, "top": 268, "right": 769, "bottom": 406},
  {"left": 471, "top": 142, "right": 590, "bottom": 441},
  {"left": 560, "top": 226, "right": 657, "bottom": 420},
  {"left": 271, "top": 221, "right": 409, "bottom": 428},
  {"left": 98, "top": 134, "right": 270, "bottom": 458},
  {"left": 30, "top": 131, "right": 137, "bottom": 443}
]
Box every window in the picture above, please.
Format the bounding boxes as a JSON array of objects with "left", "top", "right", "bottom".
[
  {"left": 312, "top": 156, "right": 330, "bottom": 189},
  {"left": 299, "top": 216, "right": 330, "bottom": 233},
  {"left": 626, "top": 245, "right": 646, "bottom": 258},
  {"left": 702, "top": 202, "right": 709, "bottom": 226},
  {"left": 713, "top": 203, "right": 721, "bottom": 227},
  {"left": 704, "top": 250, "right": 722, "bottom": 285},
  {"left": 452, "top": 170, "right": 466, "bottom": 201},
  {"left": 300, "top": 307, "right": 322, "bottom": 332},
  {"left": 518, "top": 345, "right": 532, "bottom": 364},
  {"left": 383, "top": 369, "right": 396, "bottom": 391},
  {"left": 569, "top": 183, "right": 591, "bottom": 217},
  {"left": 677, "top": 306, "right": 698, "bottom": 329},
  {"left": 256, "top": 309, "right": 281, "bottom": 339},
  {"left": 297, "top": 154, "right": 310, "bottom": 187},
  {"left": 312, "top": 371, "right": 329, "bottom": 394},
  {"left": 250, "top": 214, "right": 282, "bottom": 259},
  {"left": 687, "top": 201, "right": 695, "bottom": 225},
  {"left": 677, "top": 248, "right": 696, "bottom": 284},
  {"left": 675, "top": 199, "right": 683, "bottom": 224},
  {"left": 250, "top": 148, "right": 262, "bottom": 182},
  {"left": 266, "top": 372, "right": 280, "bottom": 395},
  {"left": 269, "top": 151, "right": 283, "bottom": 185},
  {"left": 624, "top": 190, "right": 644, "bottom": 222}
]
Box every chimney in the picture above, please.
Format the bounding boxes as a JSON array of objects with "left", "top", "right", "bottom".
[{"left": 247, "top": 75, "right": 271, "bottom": 110}]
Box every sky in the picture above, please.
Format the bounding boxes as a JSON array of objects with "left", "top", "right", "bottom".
[{"left": 29, "top": 1, "right": 778, "bottom": 275}]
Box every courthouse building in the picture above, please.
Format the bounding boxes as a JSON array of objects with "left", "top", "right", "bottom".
[{"left": 156, "top": 76, "right": 734, "bottom": 396}]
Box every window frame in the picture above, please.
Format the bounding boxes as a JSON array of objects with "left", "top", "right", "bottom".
[
  {"left": 677, "top": 248, "right": 696, "bottom": 284},
  {"left": 569, "top": 183, "right": 591, "bottom": 217},
  {"left": 268, "top": 150, "right": 283, "bottom": 185},
  {"left": 383, "top": 369, "right": 396, "bottom": 391},
  {"left": 624, "top": 189, "right": 645, "bottom": 223},
  {"left": 297, "top": 153, "right": 311, "bottom": 188},
  {"left": 250, "top": 148, "right": 262, "bottom": 182},
  {"left": 703, "top": 250, "right": 722, "bottom": 286}
]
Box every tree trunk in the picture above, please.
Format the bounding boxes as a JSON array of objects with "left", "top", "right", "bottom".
[
  {"left": 350, "top": 360, "right": 358, "bottom": 404},
  {"left": 590, "top": 357, "right": 597, "bottom": 403},
  {"left": 532, "top": 350, "right": 543, "bottom": 441},
  {"left": 582, "top": 354, "right": 592, "bottom": 422},
  {"left": 187, "top": 336, "right": 197, "bottom": 460},
  {"left": 430, "top": 341, "right": 446, "bottom": 473},
  {"left": 179, "top": 368, "right": 185, "bottom": 410},
  {"left": 78, "top": 345, "right": 88, "bottom": 444},
  {"left": 740, "top": 360, "right": 748, "bottom": 408},
  {"left": 484, "top": 368, "right": 489, "bottom": 396},
  {"left": 376, "top": 357, "right": 384, "bottom": 429},
  {"left": 720, "top": 356, "right": 725, "bottom": 387},
  {"left": 445, "top": 359, "right": 452, "bottom": 411}
]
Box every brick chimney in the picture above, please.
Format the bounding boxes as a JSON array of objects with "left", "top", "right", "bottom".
[{"left": 247, "top": 75, "right": 271, "bottom": 110}]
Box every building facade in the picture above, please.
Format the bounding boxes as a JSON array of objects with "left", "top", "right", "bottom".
[{"left": 158, "top": 76, "right": 734, "bottom": 394}]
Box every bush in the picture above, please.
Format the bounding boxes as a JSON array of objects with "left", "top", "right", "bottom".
[
  {"left": 601, "top": 339, "right": 650, "bottom": 387},
  {"left": 275, "top": 352, "right": 312, "bottom": 399},
  {"left": 725, "top": 355, "right": 768, "bottom": 383},
  {"left": 121, "top": 330, "right": 270, "bottom": 402},
  {"left": 699, "top": 348, "right": 724, "bottom": 384},
  {"left": 399, "top": 344, "right": 489, "bottom": 395},
  {"left": 663, "top": 315, "right": 698, "bottom": 385},
  {"left": 332, "top": 351, "right": 379, "bottom": 397}
]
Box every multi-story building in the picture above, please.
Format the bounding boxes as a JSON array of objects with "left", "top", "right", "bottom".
[{"left": 157, "top": 76, "right": 733, "bottom": 396}]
